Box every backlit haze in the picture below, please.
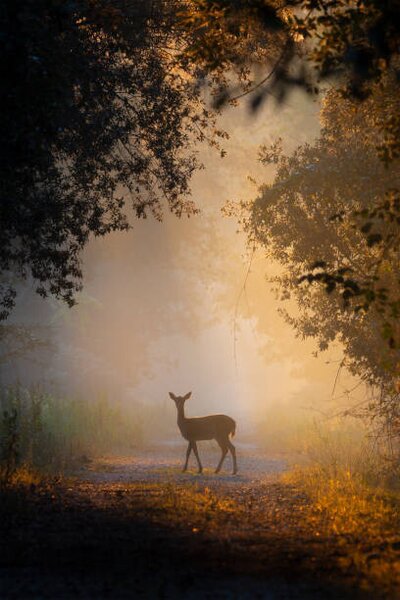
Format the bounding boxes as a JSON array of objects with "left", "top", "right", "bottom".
[{"left": 3, "top": 92, "right": 364, "bottom": 446}]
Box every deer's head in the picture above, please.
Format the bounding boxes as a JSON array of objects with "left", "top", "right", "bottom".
[{"left": 169, "top": 391, "right": 191, "bottom": 411}]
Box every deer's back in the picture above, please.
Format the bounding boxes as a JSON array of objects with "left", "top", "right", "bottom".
[{"left": 181, "top": 414, "right": 235, "bottom": 441}]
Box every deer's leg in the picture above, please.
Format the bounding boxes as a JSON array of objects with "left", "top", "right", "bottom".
[
  {"left": 191, "top": 441, "right": 203, "bottom": 474},
  {"left": 227, "top": 440, "right": 238, "bottom": 474},
  {"left": 215, "top": 440, "right": 228, "bottom": 473},
  {"left": 183, "top": 442, "right": 192, "bottom": 472}
]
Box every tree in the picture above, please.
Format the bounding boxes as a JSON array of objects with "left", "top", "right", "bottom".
[
  {"left": 0, "top": 0, "right": 231, "bottom": 318},
  {"left": 236, "top": 74, "right": 400, "bottom": 438},
  {"left": 180, "top": 1, "right": 400, "bottom": 96},
  {"left": 3, "top": 1, "right": 399, "bottom": 324},
  {"left": 180, "top": 1, "right": 400, "bottom": 441},
  {"left": 180, "top": 2, "right": 400, "bottom": 169},
  {"left": 184, "top": 1, "right": 400, "bottom": 360}
]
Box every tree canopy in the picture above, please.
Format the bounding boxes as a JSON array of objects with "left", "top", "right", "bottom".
[
  {"left": 181, "top": 1, "right": 400, "bottom": 94},
  {"left": 234, "top": 70, "right": 400, "bottom": 437},
  {"left": 0, "top": 0, "right": 230, "bottom": 317},
  {"left": 2, "top": 0, "right": 400, "bottom": 333}
]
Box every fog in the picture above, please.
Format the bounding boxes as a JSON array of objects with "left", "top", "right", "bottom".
[{"left": 1, "top": 91, "right": 364, "bottom": 446}]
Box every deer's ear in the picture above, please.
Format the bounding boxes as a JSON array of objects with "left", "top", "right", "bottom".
[
  {"left": 169, "top": 392, "right": 176, "bottom": 400},
  {"left": 184, "top": 392, "right": 192, "bottom": 400}
]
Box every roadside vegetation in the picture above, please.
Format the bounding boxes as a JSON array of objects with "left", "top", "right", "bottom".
[
  {"left": 2, "top": 383, "right": 399, "bottom": 596},
  {"left": 285, "top": 461, "right": 400, "bottom": 594},
  {"left": 0, "top": 385, "right": 174, "bottom": 483},
  {"left": 285, "top": 417, "right": 400, "bottom": 594}
]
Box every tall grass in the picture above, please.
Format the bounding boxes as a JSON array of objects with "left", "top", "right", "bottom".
[
  {"left": 299, "top": 416, "right": 399, "bottom": 488},
  {"left": 258, "top": 399, "right": 399, "bottom": 485},
  {"left": 0, "top": 386, "right": 143, "bottom": 478},
  {"left": 281, "top": 417, "right": 400, "bottom": 593}
]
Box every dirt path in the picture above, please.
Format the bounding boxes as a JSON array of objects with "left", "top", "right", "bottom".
[
  {"left": 80, "top": 442, "right": 287, "bottom": 486},
  {"left": 0, "top": 444, "right": 383, "bottom": 599}
]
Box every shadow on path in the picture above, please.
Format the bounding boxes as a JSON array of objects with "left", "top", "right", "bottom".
[{"left": 1, "top": 448, "right": 376, "bottom": 599}]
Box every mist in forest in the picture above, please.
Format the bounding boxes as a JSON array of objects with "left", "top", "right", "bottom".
[{"left": 0, "top": 92, "right": 364, "bottom": 449}]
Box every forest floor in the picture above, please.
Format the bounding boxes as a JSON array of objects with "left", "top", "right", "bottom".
[{"left": 1, "top": 443, "right": 399, "bottom": 599}]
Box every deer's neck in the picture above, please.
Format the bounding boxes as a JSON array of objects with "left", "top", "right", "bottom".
[{"left": 177, "top": 405, "right": 187, "bottom": 432}]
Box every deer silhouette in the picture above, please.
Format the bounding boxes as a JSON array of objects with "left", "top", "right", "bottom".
[{"left": 169, "top": 391, "right": 237, "bottom": 474}]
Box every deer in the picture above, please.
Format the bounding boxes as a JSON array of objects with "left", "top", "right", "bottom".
[{"left": 169, "top": 391, "right": 238, "bottom": 475}]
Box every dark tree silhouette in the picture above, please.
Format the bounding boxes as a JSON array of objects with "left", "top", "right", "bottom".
[
  {"left": 2, "top": 1, "right": 400, "bottom": 320},
  {"left": 180, "top": 1, "right": 400, "bottom": 101},
  {"left": 0, "top": 0, "right": 225, "bottom": 317}
]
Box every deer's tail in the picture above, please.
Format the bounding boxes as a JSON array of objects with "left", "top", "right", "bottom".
[{"left": 230, "top": 419, "right": 236, "bottom": 438}]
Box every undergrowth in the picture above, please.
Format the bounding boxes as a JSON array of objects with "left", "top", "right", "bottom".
[
  {"left": 0, "top": 385, "right": 143, "bottom": 480},
  {"left": 286, "top": 466, "right": 399, "bottom": 538},
  {"left": 284, "top": 419, "right": 400, "bottom": 596}
]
